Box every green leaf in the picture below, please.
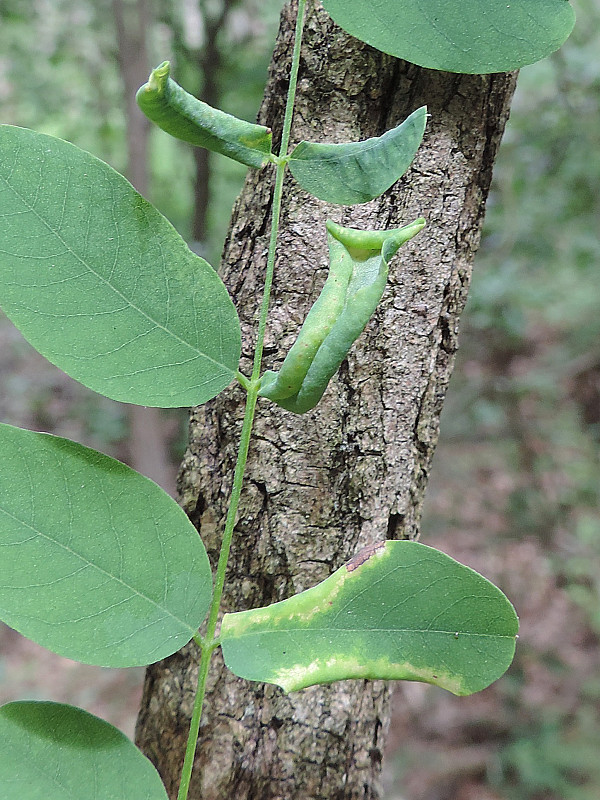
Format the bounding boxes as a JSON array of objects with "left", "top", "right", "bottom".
[
  {"left": 0, "top": 422, "right": 212, "bottom": 667},
  {"left": 0, "top": 125, "right": 240, "bottom": 407},
  {"left": 221, "top": 540, "right": 518, "bottom": 696},
  {"left": 259, "top": 218, "right": 425, "bottom": 413},
  {"left": 322, "top": 0, "right": 576, "bottom": 74},
  {"left": 288, "top": 107, "right": 427, "bottom": 204},
  {"left": 137, "top": 61, "right": 273, "bottom": 169},
  {"left": 0, "top": 702, "right": 168, "bottom": 800}
]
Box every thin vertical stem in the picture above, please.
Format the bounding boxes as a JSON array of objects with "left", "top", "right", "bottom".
[
  {"left": 175, "top": 641, "right": 213, "bottom": 800},
  {"left": 252, "top": 0, "right": 307, "bottom": 380},
  {"left": 175, "top": 2, "right": 308, "bottom": 798}
]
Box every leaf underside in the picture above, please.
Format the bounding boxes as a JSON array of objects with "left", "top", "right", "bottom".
[
  {"left": 0, "top": 702, "right": 168, "bottom": 800},
  {"left": 221, "top": 540, "right": 519, "bottom": 695},
  {"left": 0, "top": 125, "right": 240, "bottom": 407},
  {"left": 0, "top": 423, "right": 212, "bottom": 667},
  {"left": 288, "top": 106, "right": 427, "bottom": 205},
  {"left": 322, "top": 0, "right": 576, "bottom": 74}
]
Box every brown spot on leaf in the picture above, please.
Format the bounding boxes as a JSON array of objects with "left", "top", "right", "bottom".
[{"left": 346, "top": 541, "right": 386, "bottom": 571}]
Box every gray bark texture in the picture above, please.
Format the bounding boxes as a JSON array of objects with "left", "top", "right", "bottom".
[{"left": 135, "top": 1, "right": 518, "bottom": 798}]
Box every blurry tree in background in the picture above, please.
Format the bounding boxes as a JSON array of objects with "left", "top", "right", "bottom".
[
  {"left": 108, "top": 0, "right": 279, "bottom": 490},
  {"left": 0, "top": 0, "right": 599, "bottom": 798},
  {"left": 0, "top": 0, "right": 129, "bottom": 461},
  {"left": 0, "top": 0, "right": 279, "bottom": 487},
  {"left": 148, "top": 0, "right": 282, "bottom": 264},
  {"left": 162, "top": 0, "right": 275, "bottom": 251},
  {"left": 113, "top": 0, "right": 177, "bottom": 492}
]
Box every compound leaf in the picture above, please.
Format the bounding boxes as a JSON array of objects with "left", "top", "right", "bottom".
[
  {"left": 288, "top": 106, "right": 427, "bottom": 205},
  {"left": 0, "top": 423, "right": 212, "bottom": 667},
  {"left": 322, "top": 0, "right": 576, "bottom": 74},
  {"left": 221, "top": 540, "right": 518, "bottom": 695},
  {"left": 0, "top": 125, "right": 240, "bottom": 407},
  {"left": 0, "top": 702, "right": 168, "bottom": 800}
]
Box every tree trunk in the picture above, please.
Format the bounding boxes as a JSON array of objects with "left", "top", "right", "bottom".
[{"left": 135, "top": 1, "right": 517, "bottom": 798}]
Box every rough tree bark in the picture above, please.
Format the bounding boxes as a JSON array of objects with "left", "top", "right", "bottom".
[{"left": 135, "top": 1, "right": 518, "bottom": 798}]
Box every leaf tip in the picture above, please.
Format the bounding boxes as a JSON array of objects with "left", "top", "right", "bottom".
[
  {"left": 137, "top": 61, "right": 170, "bottom": 104},
  {"left": 150, "top": 60, "right": 170, "bottom": 86}
]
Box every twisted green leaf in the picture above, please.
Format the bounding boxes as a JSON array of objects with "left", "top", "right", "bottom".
[
  {"left": 322, "top": 0, "right": 576, "bottom": 74},
  {"left": 0, "top": 125, "right": 240, "bottom": 407},
  {"left": 137, "top": 61, "right": 273, "bottom": 168},
  {"left": 0, "top": 423, "right": 212, "bottom": 667},
  {"left": 0, "top": 702, "right": 168, "bottom": 800},
  {"left": 288, "top": 106, "right": 427, "bottom": 204},
  {"left": 221, "top": 540, "right": 519, "bottom": 695},
  {"left": 259, "top": 218, "right": 425, "bottom": 413}
]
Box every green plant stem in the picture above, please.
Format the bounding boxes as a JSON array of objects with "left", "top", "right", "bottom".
[
  {"left": 252, "top": 0, "right": 307, "bottom": 381},
  {"left": 175, "top": 641, "right": 212, "bottom": 799},
  {"left": 175, "top": 2, "right": 307, "bottom": 799}
]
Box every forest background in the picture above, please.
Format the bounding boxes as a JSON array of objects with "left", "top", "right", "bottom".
[{"left": 0, "top": 0, "right": 598, "bottom": 798}]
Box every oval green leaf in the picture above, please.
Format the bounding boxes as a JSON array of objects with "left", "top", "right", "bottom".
[
  {"left": 137, "top": 61, "right": 273, "bottom": 168},
  {"left": 0, "top": 422, "right": 212, "bottom": 667},
  {"left": 322, "top": 0, "right": 575, "bottom": 74},
  {"left": 288, "top": 106, "right": 426, "bottom": 205},
  {"left": 221, "top": 540, "right": 518, "bottom": 696},
  {"left": 0, "top": 125, "right": 241, "bottom": 407},
  {"left": 0, "top": 702, "right": 168, "bottom": 800}
]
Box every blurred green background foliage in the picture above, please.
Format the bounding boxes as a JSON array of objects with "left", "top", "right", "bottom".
[{"left": 0, "top": 0, "right": 599, "bottom": 798}]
